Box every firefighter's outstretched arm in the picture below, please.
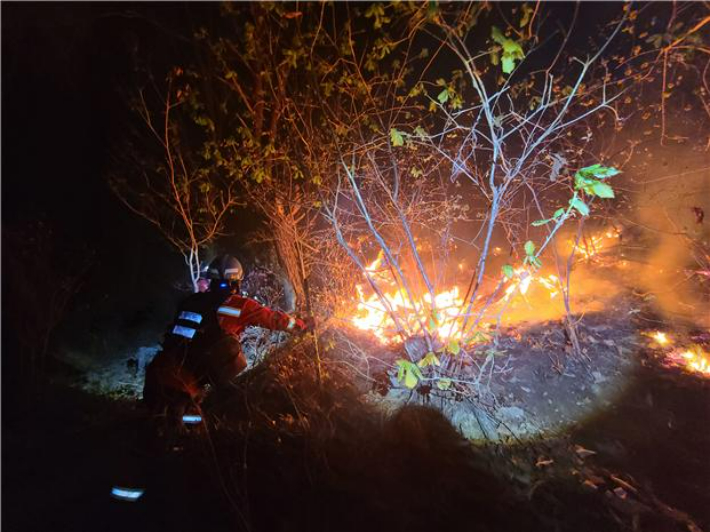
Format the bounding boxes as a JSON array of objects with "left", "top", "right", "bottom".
[{"left": 218, "top": 296, "right": 309, "bottom": 333}]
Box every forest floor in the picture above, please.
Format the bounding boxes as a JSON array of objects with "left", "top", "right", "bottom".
[{"left": 4, "top": 289, "right": 709, "bottom": 532}]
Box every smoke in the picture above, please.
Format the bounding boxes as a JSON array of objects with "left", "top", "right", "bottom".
[
  {"left": 496, "top": 260, "right": 623, "bottom": 327},
  {"left": 630, "top": 147, "right": 710, "bottom": 328}
]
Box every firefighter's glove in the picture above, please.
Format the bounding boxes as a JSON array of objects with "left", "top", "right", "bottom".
[{"left": 301, "top": 315, "right": 316, "bottom": 333}]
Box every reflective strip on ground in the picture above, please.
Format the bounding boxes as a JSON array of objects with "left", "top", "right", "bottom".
[
  {"left": 178, "top": 311, "right": 203, "bottom": 324},
  {"left": 111, "top": 486, "right": 145, "bottom": 502},
  {"left": 182, "top": 414, "right": 202, "bottom": 424},
  {"left": 217, "top": 306, "right": 241, "bottom": 317},
  {"left": 172, "top": 325, "right": 196, "bottom": 339}
]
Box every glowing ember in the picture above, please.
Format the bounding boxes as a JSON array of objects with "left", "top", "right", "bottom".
[
  {"left": 650, "top": 331, "right": 671, "bottom": 346},
  {"left": 667, "top": 347, "right": 710, "bottom": 376},
  {"left": 572, "top": 228, "right": 620, "bottom": 262},
  {"left": 578, "top": 235, "right": 605, "bottom": 260},
  {"left": 504, "top": 268, "right": 560, "bottom": 301}
]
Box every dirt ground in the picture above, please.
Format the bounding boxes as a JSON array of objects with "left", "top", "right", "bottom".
[{"left": 4, "top": 293, "right": 709, "bottom": 532}]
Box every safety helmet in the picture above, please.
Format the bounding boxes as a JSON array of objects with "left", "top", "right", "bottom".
[{"left": 208, "top": 254, "right": 244, "bottom": 282}]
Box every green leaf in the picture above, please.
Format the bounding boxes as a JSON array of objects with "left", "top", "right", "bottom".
[
  {"left": 502, "top": 264, "right": 514, "bottom": 279},
  {"left": 501, "top": 56, "right": 516, "bottom": 74},
  {"left": 491, "top": 26, "right": 506, "bottom": 45},
  {"left": 524, "top": 240, "right": 536, "bottom": 256},
  {"left": 418, "top": 352, "right": 441, "bottom": 368},
  {"left": 447, "top": 339, "right": 461, "bottom": 356},
  {"left": 491, "top": 26, "right": 524, "bottom": 74},
  {"left": 569, "top": 196, "right": 590, "bottom": 216},
  {"left": 533, "top": 208, "right": 565, "bottom": 226},
  {"left": 437, "top": 89, "right": 449, "bottom": 104},
  {"left": 404, "top": 370, "right": 418, "bottom": 389},
  {"left": 436, "top": 378, "right": 452, "bottom": 391},
  {"left": 589, "top": 181, "right": 615, "bottom": 198},
  {"left": 574, "top": 173, "right": 594, "bottom": 192},
  {"left": 390, "top": 128, "right": 404, "bottom": 147},
  {"left": 395, "top": 359, "right": 423, "bottom": 389},
  {"left": 414, "top": 126, "right": 428, "bottom": 137},
  {"left": 578, "top": 164, "right": 620, "bottom": 179}
]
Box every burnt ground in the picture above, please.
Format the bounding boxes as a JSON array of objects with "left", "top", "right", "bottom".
[{"left": 3, "top": 297, "right": 709, "bottom": 532}]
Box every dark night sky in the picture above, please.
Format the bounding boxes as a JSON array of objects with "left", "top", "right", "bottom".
[
  {"left": 2, "top": 3, "right": 210, "bottom": 352},
  {"left": 3, "top": 3, "right": 191, "bottom": 233}
]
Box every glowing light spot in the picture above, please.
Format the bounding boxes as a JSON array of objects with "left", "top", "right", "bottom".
[
  {"left": 182, "top": 414, "right": 202, "bottom": 424},
  {"left": 650, "top": 331, "right": 671, "bottom": 346},
  {"left": 666, "top": 347, "right": 710, "bottom": 377},
  {"left": 111, "top": 486, "right": 145, "bottom": 502}
]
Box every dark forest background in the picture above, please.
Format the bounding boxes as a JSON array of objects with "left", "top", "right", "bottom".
[{"left": 2, "top": 4, "right": 240, "bottom": 399}]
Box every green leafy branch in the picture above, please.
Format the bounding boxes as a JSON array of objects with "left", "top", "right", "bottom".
[
  {"left": 490, "top": 26, "right": 525, "bottom": 74},
  {"left": 532, "top": 165, "right": 620, "bottom": 227},
  {"left": 503, "top": 164, "right": 620, "bottom": 282},
  {"left": 396, "top": 359, "right": 424, "bottom": 389}
]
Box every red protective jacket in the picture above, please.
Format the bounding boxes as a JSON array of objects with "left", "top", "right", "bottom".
[
  {"left": 144, "top": 293, "right": 305, "bottom": 409},
  {"left": 216, "top": 295, "right": 306, "bottom": 336}
]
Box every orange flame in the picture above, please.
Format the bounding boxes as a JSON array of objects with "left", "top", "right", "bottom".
[
  {"left": 668, "top": 347, "right": 710, "bottom": 376},
  {"left": 573, "top": 229, "right": 620, "bottom": 262},
  {"left": 681, "top": 349, "right": 710, "bottom": 375},
  {"left": 650, "top": 331, "right": 672, "bottom": 346},
  {"left": 347, "top": 254, "right": 561, "bottom": 344}
]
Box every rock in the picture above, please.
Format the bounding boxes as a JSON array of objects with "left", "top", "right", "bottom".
[
  {"left": 591, "top": 370, "right": 607, "bottom": 383},
  {"left": 498, "top": 406, "right": 526, "bottom": 422},
  {"left": 449, "top": 408, "right": 486, "bottom": 440}
]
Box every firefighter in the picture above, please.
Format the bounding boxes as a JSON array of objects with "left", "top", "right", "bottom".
[
  {"left": 143, "top": 254, "right": 311, "bottom": 423},
  {"left": 113, "top": 255, "right": 312, "bottom": 503}
]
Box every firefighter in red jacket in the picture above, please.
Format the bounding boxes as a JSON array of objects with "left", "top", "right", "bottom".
[
  {"left": 114, "top": 256, "right": 312, "bottom": 502},
  {"left": 143, "top": 254, "right": 311, "bottom": 421}
]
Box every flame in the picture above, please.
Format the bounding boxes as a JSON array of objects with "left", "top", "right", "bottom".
[
  {"left": 504, "top": 269, "right": 560, "bottom": 301},
  {"left": 667, "top": 347, "right": 710, "bottom": 376},
  {"left": 573, "top": 228, "right": 620, "bottom": 262},
  {"left": 347, "top": 255, "right": 561, "bottom": 344},
  {"left": 345, "top": 229, "right": 626, "bottom": 344},
  {"left": 682, "top": 349, "right": 710, "bottom": 375},
  {"left": 350, "top": 282, "right": 466, "bottom": 343},
  {"left": 650, "top": 331, "right": 672, "bottom": 346}
]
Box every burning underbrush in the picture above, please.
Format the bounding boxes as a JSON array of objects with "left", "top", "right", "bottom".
[
  {"left": 338, "top": 229, "right": 625, "bottom": 346},
  {"left": 198, "top": 307, "right": 707, "bottom": 532},
  {"left": 325, "top": 220, "right": 710, "bottom": 404}
]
